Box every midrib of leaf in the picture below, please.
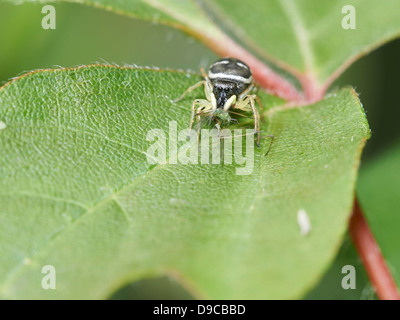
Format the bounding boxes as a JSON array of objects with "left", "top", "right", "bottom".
[
  {"left": 279, "top": 0, "right": 316, "bottom": 74},
  {"left": 201, "top": 0, "right": 317, "bottom": 80},
  {"left": 199, "top": 0, "right": 301, "bottom": 77}
]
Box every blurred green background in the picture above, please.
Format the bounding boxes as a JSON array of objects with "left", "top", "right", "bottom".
[{"left": 1, "top": 1, "right": 399, "bottom": 299}]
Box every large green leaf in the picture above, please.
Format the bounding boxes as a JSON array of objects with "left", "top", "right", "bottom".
[
  {"left": 5, "top": 0, "right": 400, "bottom": 87},
  {"left": 357, "top": 145, "right": 400, "bottom": 289},
  {"left": 0, "top": 66, "right": 369, "bottom": 299}
]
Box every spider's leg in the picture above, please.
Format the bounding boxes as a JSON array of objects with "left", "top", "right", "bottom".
[
  {"left": 196, "top": 106, "right": 204, "bottom": 123},
  {"left": 253, "top": 94, "right": 265, "bottom": 122},
  {"left": 190, "top": 99, "right": 210, "bottom": 131},
  {"left": 233, "top": 95, "right": 260, "bottom": 145},
  {"left": 237, "top": 84, "right": 255, "bottom": 102},
  {"left": 200, "top": 67, "right": 207, "bottom": 78},
  {"left": 188, "top": 99, "right": 205, "bottom": 144},
  {"left": 263, "top": 135, "right": 275, "bottom": 156},
  {"left": 173, "top": 80, "right": 206, "bottom": 103},
  {"left": 248, "top": 95, "right": 261, "bottom": 147},
  {"left": 234, "top": 96, "right": 251, "bottom": 112}
]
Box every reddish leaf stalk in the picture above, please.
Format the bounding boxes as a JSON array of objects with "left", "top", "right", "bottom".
[
  {"left": 349, "top": 198, "right": 400, "bottom": 300},
  {"left": 199, "top": 32, "right": 304, "bottom": 102},
  {"left": 298, "top": 72, "right": 325, "bottom": 103}
]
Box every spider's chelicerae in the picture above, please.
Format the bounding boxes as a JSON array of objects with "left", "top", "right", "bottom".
[{"left": 174, "top": 57, "right": 264, "bottom": 146}]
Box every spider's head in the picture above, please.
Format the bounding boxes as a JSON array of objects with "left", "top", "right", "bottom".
[{"left": 213, "top": 81, "right": 237, "bottom": 109}]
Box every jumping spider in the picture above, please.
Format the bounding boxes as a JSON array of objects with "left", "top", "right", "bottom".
[{"left": 174, "top": 57, "right": 265, "bottom": 146}]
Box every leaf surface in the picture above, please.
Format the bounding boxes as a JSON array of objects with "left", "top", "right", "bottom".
[
  {"left": 5, "top": 0, "right": 400, "bottom": 86},
  {"left": 0, "top": 66, "right": 369, "bottom": 299}
]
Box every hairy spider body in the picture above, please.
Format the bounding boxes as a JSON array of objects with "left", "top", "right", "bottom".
[{"left": 174, "top": 57, "right": 263, "bottom": 146}]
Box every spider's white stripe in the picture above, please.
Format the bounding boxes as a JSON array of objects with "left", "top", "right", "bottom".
[
  {"left": 212, "top": 60, "right": 230, "bottom": 65},
  {"left": 208, "top": 71, "right": 252, "bottom": 84},
  {"left": 235, "top": 61, "right": 249, "bottom": 69}
]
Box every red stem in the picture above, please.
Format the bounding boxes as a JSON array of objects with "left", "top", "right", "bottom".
[
  {"left": 349, "top": 198, "right": 400, "bottom": 300},
  {"left": 298, "top": 72, "right": 325, "bottom": 103}
]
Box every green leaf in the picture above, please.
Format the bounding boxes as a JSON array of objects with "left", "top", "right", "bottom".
[
  {"left": 0, "top": 66, "right": 369, "bottom": 299},
  {"left": 203, "top": 0, "right": 400, "bottom": 84},
  {"left": 5, "top": 0, "right": 400, "bottom": 86},
  {"left": 357, "top": 145, "right": 400, "bottom": 289}
]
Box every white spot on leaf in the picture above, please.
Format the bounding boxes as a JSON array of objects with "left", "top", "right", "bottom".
[
  {"left": 297, "top": 209, "right": 311, "bottom": 236},
  {"left": 0, "top": 121, "right": 6, "bottom": 130}
]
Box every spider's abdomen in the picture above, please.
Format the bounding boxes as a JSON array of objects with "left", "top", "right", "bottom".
[
  {"left": 208, "top": 58, "right": 252, "bottom": 85},
  {"left": 208, "top": 58, "right": 253, "bottom": 108}
]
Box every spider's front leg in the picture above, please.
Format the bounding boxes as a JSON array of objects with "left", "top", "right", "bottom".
[
  {"left": 188, "top": 99, "right": 214, "bottom": 144},
  {"left": 174, "top": 70, "right": 214, "bottom": 104},
  {"left": 173, "top": 81, "right": 206, "bottom": 103},
  {"left": 234, "top": 95, "right": 261, "bottom": 147},
  {"left": 189, "top": 99, "right": 210, "bottom": 131},
  {"left": 248, "top": 95, "right": 261, "bottom": 147},
  {"left": 253, "top": 94, "right": 265, "bottom": 123}
]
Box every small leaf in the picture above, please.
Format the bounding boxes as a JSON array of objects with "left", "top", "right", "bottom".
[{"left": 0, "top": 66, "right": 369, "bottom": 299}]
